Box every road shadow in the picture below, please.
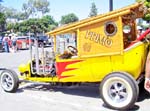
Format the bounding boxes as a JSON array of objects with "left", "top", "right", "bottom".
[
  {"left": 102, "top": 103, "right": 140, "bottom": 111},
  {"left": 137, "top": 88, "right": 150, "bottom": 102},
  {"left": 17, "top": 81, "right": 150, "bottom": 111},
  {"left": 18, "top": 82, "right": 100, "bottom": 98}
]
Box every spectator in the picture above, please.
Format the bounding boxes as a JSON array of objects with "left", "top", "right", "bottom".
[
  {"left": 3, "top": 34, "right": 10, "bottom": 53},
  {"left": 137, "top": 26, "right": 143, "bottom": 38},
  {"left": 8, "top": 34, "right": 12, "bottom": 47},
  {"left": 11, "top": 34, "right": 17, "bottom": 53},
  {"left": 145, "top": 51, "right": 150, "bottom": 92}
]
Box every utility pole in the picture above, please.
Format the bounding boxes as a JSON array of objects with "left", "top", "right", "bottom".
[{"left": 109, "top": 0, "right": 113, "bottom": 11}]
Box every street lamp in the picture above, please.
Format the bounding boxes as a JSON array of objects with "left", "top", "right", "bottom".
[{"left": 109, "top": 0, "right": 113, "bottom": 11}]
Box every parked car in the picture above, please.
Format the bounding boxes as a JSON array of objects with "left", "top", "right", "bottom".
[
  {"left": 0, "top": 36, "right": 4, "bottom": 52},
  {"left": 26, "top": 36, "right": 35, "bottom": 45},
  {"left": 16, "top": 36, "right": 33, "bottom": 50},
  {"left": 37, "top": 35, "right": 52, "bottom": 47}
]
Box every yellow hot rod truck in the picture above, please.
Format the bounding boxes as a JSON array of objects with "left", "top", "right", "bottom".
[{"left": 1, "top": 2, "right": 150, "bottom": 110}]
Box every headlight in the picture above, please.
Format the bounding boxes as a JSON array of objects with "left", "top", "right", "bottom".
[{"left": 18, "top": 64, "right": 27, "bottom": 73}]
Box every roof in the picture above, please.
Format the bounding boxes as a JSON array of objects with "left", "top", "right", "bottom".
[{"left": 47, "top": 2, "right": 144, "bottom": 36}]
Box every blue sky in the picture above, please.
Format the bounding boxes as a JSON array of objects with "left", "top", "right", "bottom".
[{"left": 1, "top": 0, "right": 136, "bottom": 21}]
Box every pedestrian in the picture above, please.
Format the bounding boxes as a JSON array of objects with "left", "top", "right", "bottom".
[
  {"left": 11, "top": 34, "right": 17, "bottom": 53},
  {"left": 145, "top": 50, "right": 150, "bottom": 92},
  {"left": 3, "top": 34, "right": 10, "bottom": 53},
  {"left": 137, "top": 26, "right": 143, "bottom": 39}
]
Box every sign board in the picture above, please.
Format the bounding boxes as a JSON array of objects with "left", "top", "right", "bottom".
[{"left": 78, "top": 17, "right": 123, "bottom": 57}]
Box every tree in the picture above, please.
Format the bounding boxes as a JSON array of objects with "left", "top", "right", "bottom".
[
  {"left": 16, "top": 12, "right": 27, "bottom": 20},
  {"left": 11, "top": 15, "right": 58, "bottom": 33},
  {"left": 89, "top": 2, "right": 98, "bottom": 17},
  {"left": 22, "top": 0, "right": 50, "bottom": 18},
  {"left": 22, "top": 3, "right": 31, "bottom": 19},
  {"left": 0, "top": 4, "right": 5, "bottom": 12},
  {"left": 6, "top": 22, "right": 16, "bottom": 32},
  {"left": 60, "top": 13, "right": 79, "bottom": 25},
  {"left": 3, "top": 7, "right": 17, "bottom": 19},
  {"left": 143, "top": 0, "right": 150, "bottom": 21},
  {"left": 26, "top": 0, "right": 36, "bottom": 18},
  {"left": 34, "top": 0, "right": 50, "bottom": 15},
  {"left": 41, "top": 15, "right": 58, "bottom": 30},
  {"left": 136, "top": 0, "right": 150, "bottom": 21},
  {"left": 0, "top": 12, "right": 6, "bottom": 32}
]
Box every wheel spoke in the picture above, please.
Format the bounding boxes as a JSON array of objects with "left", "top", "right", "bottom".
[
  {"left": 1, "top": 70, "right": 19, "bottom": 92},
  {"left": 7, "top": 81, "right": 13, "bottom": 86},
  {"left": 119, "top": 91, "right": 127, "bottom": 99},
  {"left": 114, "top": 94, "right": 120, "bottom": 102},
  {"left": 118, "top": 84, "right": 125, "bottom": 91},
  {"left": 113, "top": 83, "right": 119, "bottom": 91},
  {"left": 3, "top": 82, "right": 7, "bottom": 86},
  {"left": 6, "top": 82, "right": 10, "bottom": 87},
  {"left": 2, "top": 74, "right": 13, "bottom": 89},
  {"left": 110, "top": 89, "right": 116, "bottom": 93},
  {"left": 110, "top": 82, "right": 128, "bottom": 102},
  {"left": 7, "top": 78, "right": 12, "bottom": 84}
]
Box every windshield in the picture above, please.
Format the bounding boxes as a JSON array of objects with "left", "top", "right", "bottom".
[
  {"left": 56, "top": 33, "right": 77, "bottom": 54},
  {"left": 17, "top": 37, "right": 27, "bottom": 40},
  {"left": 38, "top": 36, "right": 48, "bottom": 40}
]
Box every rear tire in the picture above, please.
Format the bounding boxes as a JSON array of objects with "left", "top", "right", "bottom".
[
  {"left": 0, "top": 69, "right": 19, "bottom": 93},
  {"left": 100, "top": 72, "right": 139, "bottom": 110}
]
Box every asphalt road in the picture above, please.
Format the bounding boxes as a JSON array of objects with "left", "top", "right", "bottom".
[{"left": 0, "top": 49, "right": 150, "bottom": 111}]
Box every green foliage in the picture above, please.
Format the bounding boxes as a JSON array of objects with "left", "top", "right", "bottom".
[
  {"left": 60, "top": 13, "right": 79, "bottom": 25},
  {"left": 143, "top": 13, "right": 150, "bottom": 20},
  {"left": 22, "top": 0, "right": 50, "bottom": 18},
  {"left": 34, "top": 0, "right": 50, "bottom": 15},
  {"left": 22, "top": 3, "right": 31, "bottom": 19},
  {"left": 7, "top": 23, "right": 15, "bottom": 31},
  {"left": 9, "top": 15, "right": 58, "bottom": 33},
  {"left": 89, "top": 2, "right": 98, "bottom": 17},
  {"left": 136, "top": 0, "right": 144, "bottom": 2},
  {"left": 0, "top": 12, "right": 5, "bottom": 24},
  {"left": 0, "top": 12, "right": 6, "bottom": 32},
  {"left": 0, "top": 5, "right": 26, "bottom": 20},
  {"left": 136, "top": 0, "right": 150, "bottom": 21},
  {"left": 3, "top": 7, "right": 17, "bottom": 19}
]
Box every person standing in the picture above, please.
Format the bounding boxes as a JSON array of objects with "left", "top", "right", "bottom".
[
  {"left": 145, "top": 51, "right": 150, "bottom": 92},
  {"left": 3, "top": 34, "right": 10, "bottom": 53},
  {"left": 137, "top": 26, "right": 143, "bottom": 39},
  {"left": 11, "top": 34, "right": 17, "bottom": 53}
]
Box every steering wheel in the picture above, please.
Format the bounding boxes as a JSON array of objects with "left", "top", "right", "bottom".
[{"left": 67, "top": 46, "right": 78, "bottom": 56}]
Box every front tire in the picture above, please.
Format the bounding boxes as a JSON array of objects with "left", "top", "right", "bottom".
[
  {"left": 100, "top": 72, "right": 139, "bottom": 110},
  {"left": 0, "top": 69, "right": 19, "bottom": 93}
]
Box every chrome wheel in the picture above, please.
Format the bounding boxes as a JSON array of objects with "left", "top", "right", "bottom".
[
  {"left": 108, "top": 82, "right": 128, "bottom": 103},
  {"left": 1, "top": 73, "right": 14, "bottom": 91},
  {"left": 100, "top": 72, "right": 139, "bottom": 110},
  {"left": 0, "top": 69, "right": 19, "bottom": 92},
  {"left": 103, "top": 77, "right": 132, "bottom": 107}
]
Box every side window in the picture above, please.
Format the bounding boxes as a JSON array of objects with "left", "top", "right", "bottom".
[
  {"left": 104, "top": 21, "right": 117, "bottom": 36},
  {"left": 123, "top": 25, "right": 131, "bottom": 34},
  {"left": 56, "top": 33, "right": 78, "bottom": 59},
  {"left": 123, "top": 25, "right": 132, "bottom": 48},
  {"left": 122, "top": 16, "right": 137, "bottom": 48}
]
